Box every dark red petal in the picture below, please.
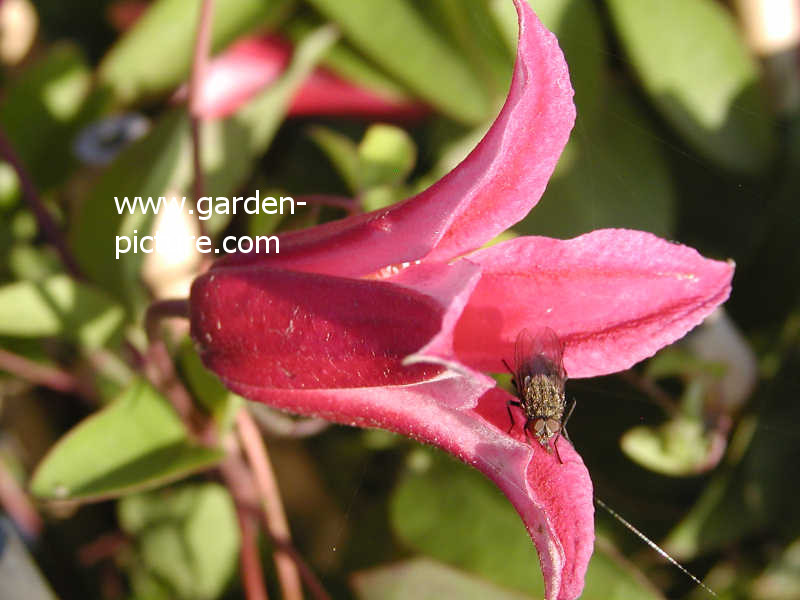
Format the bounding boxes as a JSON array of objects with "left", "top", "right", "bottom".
[
  {"left": 215, "top": 0, "right": 574, "bottom": 277},
  {"left": 190, "top": 260, "right": 489, "bottom": 402},
  {"left": 222, "top": 381, "right": 592, "bottom": 600},
  {"left": 455, "top": 230, "right": 735, "bottom": 378}
]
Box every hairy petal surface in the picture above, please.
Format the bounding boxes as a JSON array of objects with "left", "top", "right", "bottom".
[
  {"left": 191, "top": 261, "right": 488, "bottom": 405},
  {"left": 221, "top": 380, "right": 591, "bottom": 600},
  {"left": 454, "top": 229, "right": 735, "bottom": 378},
  {"left": 215, "top": 0, "right": 574, "bottom": 277}
]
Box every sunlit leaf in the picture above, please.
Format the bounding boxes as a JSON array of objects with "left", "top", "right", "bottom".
[
  {"left": 30, "top": 379, "right": 223, "bottom": 501},
  {"left": 306, "top": 0, "right": 489, "bottom": 123},
  {"left": 352, "top": 557, "right": 534, "bottom": 600},
  {"left": 605, "top": 0, "right": 775, "bottom": 173},
  {"left": 119, "top": 483, "right": 239, "bottom": 600},
  {"left": 0, "top": 274, "right": 124, "bottom": 350},
  {"left": 0, "top": 43, "right": 103, "bottom": 188},
  {"left": 99, "top": 0, "right": 294, "bottom": 103}
]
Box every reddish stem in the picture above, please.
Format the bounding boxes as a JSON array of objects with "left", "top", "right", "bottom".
[
  {"left": 0, "top": 127, "right": 83, "bottom": 279},
  {"left": 188, "top": 0, "right": 213, "bottom": 238},
  {"left": 236, "top": 408, "right": 304, "bottom": 600},
  {"left": 0, "top": 458, "right": 43, "bottom": 539},
  {"left": 0, "top": 348, "right": 82, "bottom": 395}
]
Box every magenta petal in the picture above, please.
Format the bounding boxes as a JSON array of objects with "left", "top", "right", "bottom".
[
  {"left": 222, "top": 380, "right": 592, "bottom": 600},
  {"left": 418, "top": 0, "right": 575, "bottom": 262},
  {"left": 473, "top": 389, "right": 593, "bottom": 600},
  {"left": 190, "top": 261, "right": 487, "bottom": 399},
  {"left": 215, "top": 0, "right": 574, "bottom": 277},
  {"left": 191, "top": 36, "right": 289, "bottom": 118},
  {"left": 455, "top": 230, "right": 735, "bottom": 378}
]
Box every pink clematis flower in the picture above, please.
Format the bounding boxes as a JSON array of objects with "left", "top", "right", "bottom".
[
  {"left": 189, "top": 1, "right": 733, "bottom": 598},
  {"left": 181, "top": 35, "right": 429, "bottom": 120}
]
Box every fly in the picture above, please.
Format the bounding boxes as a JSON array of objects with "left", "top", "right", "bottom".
[
  {"left": 503, "top": 327, "right": 716, "bottom": 596},
  {"left": 503, "top": 327, "right": 575, "bottom": 463}
]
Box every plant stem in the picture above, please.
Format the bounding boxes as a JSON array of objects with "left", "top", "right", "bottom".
[
  {"left": 0, "top": 458, "right": 43, "bottom": 539},
  {"left": 0, "top": 348, "right": 82, "bottom": 395},
  {"left": 188, "top": 0, "right": 213, "bottom": 238},
  {"left": 0, "top": 127, "right": 83, "bottom": 279},
  {"left": 236, "top": 407, "right": 304, "bottom": 600},
  {"left": 143, "top": 298, "right": 215, "bottom": 444}
]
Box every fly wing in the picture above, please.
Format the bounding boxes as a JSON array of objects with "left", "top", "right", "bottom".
[{"left": 514, "top": 327, "right": 567, "bottom": 383}]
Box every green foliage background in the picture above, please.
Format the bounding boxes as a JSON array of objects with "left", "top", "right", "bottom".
[{"left": 1, "top": 1, "right": 799, "bottom": 599}]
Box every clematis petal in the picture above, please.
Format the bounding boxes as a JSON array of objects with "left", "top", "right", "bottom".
[
  {"left": 473, "top": 389, "right": 593, "bottom": 600},
  {"left": 216, "top": 0, "right": 574, "bottom": 277},
  {"left": 191, "top": 260, "right": 490, "bottom": 407},
  {"left": 454, "top": 229, "right": 734, "bottom": 378},
  {"left": 220, "top": 380, "right": 590, "bottom": 600}
]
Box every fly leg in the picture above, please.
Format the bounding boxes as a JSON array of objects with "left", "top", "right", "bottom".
[
  {"left": 553, "top": 398, "right": 577, "bottom": 465},
  {"left": 506, "top": 399, "right": 522, "bottom": 434}
]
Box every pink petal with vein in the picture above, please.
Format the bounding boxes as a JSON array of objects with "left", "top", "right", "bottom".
[
  {"left": 191, "top": 261, "right": 488, "bottom": 405},
  {"left": 220, "top": 380, "right": 591, "bottom": 600},
  {"left": 216, "top": 0, "right": 574, "bottom": 277},
  {"left": 455, "top": 229, "right": 735, "bottom": 378}
]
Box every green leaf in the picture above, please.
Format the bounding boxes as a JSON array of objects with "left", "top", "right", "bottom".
[
  {"left": 391, "top": 448, "right": 663, "bottom": 599},
  {"left": 620, "top": 419, "right": 714, "bottom": 477},
  {"left": 99, "top": 0, "right": 294, "bottom": 104},
  {"left": 352, "top": 557, "right": 534, "bottom": 600},
  {"left": 287, "top": 18, "right": 417, "bottom": 102},
  {"left": 419, "top": 0, "right": 513, "bottom": 102},
  {"left": 358, "top": 124, "right": 417, "bottom": 189},
  {"left": 306, "top": 0, "right": 489, "bottom": 124},
  {"left": 30, "top": 379, "right": 223, "bottom": 501},
  {"left": 309, "top": 126, "right": 362, "bottom": 193},
  {"left": 605, "top": 0, "right": 775, "bottom": 173},
  {"left": 0, "top": 274, "right": 124, "bottom": 350},
  {"left": 0, "top": 43, "right": 104, "bottom": 189},
  {"left": 750, "top": 537, "right": 800, "bottom": 600},
  {"left": 521, "top": 86, "right": 675, "bottom": 239},
  {"left": 179, "top": 340, "right": 242, "bottom": 431},
  {"left": 119, "top": 483, "right": 239, "bottom": 600}
]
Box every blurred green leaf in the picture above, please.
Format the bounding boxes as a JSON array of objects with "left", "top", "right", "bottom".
[
  {"left": 117, "top": 483, "right": 239, "bottom": 600},
  {"left": 309, "top": 126, "right": 362, "bottom": 193},
  {"left": 665, "top": 351, "right": 800, "bottom": 558},
  {"left": 419, "top": 0, "right": 513, "bottom": 101},
  {"left": 605, "top": 0, "right": 775, "bottom": 173},
  {"left": 391, "top": 448, "right": 663, "bottom": 599},
  {"left": 119, "top": 483, "right": 239, "bottom": 600},
  {"left": 358, "top": 124, "right": 416, "bottom": 189},
  {"left": 0, "top": 43, "right": 104, "bottom": 189},
  {"left": 620, "top": 419, "right": 713, "bottom": 477},
  {"left": 99, "top": 0, "right": 293, "bottom": 104},
  {"left": 749, "top": 537, "right": 800, "bottom": 600},
  {"left": 306, "top": 0, "right": 489, "bottom": 123},
  {"left": 30, "top": 379, "right": 224, "bottom": 501},
  {"left": 352, "top": 557, "right": 534, "bottom": 600},
  {"left": 521, "top": 86, "right": 675, "bottom": 238},
  {"left": 0, "top": 274, "right": 124, "bottom": 350},
  {"left": 7, "top": 244, "right": 61, "bottom": 282},
  {"left": 180, "top": 339, "right": 242, "bottom": 431},
  {"left": 287, "top": 18, "right": 418, "bottom": 102}
]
